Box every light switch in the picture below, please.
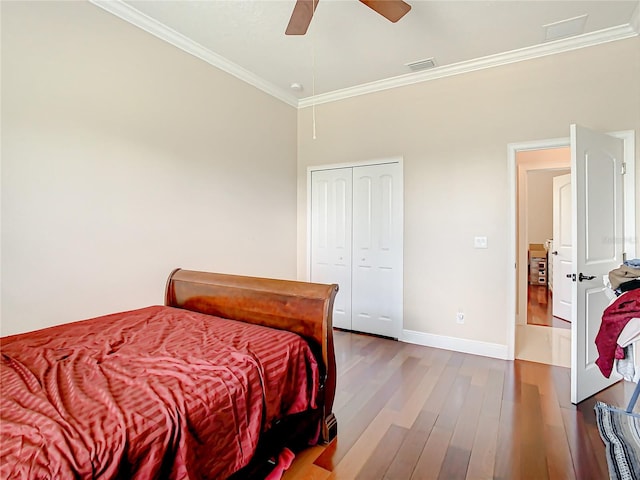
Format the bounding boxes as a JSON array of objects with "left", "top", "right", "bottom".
[{"left": 474, "top": 236, "right": 488, "bottom": 249}]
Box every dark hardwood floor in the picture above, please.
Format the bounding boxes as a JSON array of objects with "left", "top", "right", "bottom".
[
  {"left": 527, "top": 285, "right": 571, "bottom": 330},
  {"left": 284, "top": 329, "right": 637, "bottom": 479}
]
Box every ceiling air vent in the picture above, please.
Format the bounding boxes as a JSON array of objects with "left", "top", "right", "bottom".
[
  {"left": 543, "top": 14, "right": 588, "bottom": 41},
  {"left": 405, "top": 57, "right": 437, "bottom": 72}
]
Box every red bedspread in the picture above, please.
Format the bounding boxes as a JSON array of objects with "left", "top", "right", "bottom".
[{"left": 0, "top": 306, "right": 319, "bottom": 479}]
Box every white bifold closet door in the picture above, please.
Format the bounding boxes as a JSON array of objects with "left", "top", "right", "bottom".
[
  {"left": 310, "top": 168, "right": 353, "bottom": 330},
  {"left": 310, "top": 162, "right": 403, "bottom": 338}
]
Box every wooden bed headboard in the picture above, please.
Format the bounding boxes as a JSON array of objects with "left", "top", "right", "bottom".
[{"left": 164, "top": 268, "right": 339, "bottom": 443}]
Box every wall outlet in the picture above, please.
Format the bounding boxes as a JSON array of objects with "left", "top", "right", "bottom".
[
  {"left": 456, "top": 312, "right": 465, "bottom": 324},
  {"left": 474, "top": 236, "right": 488, "bottom": 249}
]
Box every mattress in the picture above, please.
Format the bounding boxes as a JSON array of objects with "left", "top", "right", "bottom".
[{"left": 0, "top": 305, "right": 319, "bottom": 479}]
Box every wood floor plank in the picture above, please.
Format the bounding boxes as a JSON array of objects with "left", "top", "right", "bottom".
[
  {"left": 410, "top": 425, "right": 452, "bottom": 480},
  {"left": 384, "top": 410, "right": 438, "bottom": 480},
  {"left": 355, "top": 424, "right": 408, "bottom": 480},
  {"left": 421, "top": 364, "right": 461, "bottom": 415},
  {"left": 338, "top": 357, "right": 372, "bottom": 394},
  {"left": 387, "top": 356, "right": 430, "bottom": 411},
  {"left": 433, "top": 375, "right": 471, "bottom": 430},
  {"left": 449, "top": 383, "right": 483, "bottom": 451},
  {"left": 327, "top": 408, "right": 397, "bottom": 479},
  {"left": 542, "top": 424, "right": 576, "bottom": 480},
  {"left": 560, "top": 407, "right": 607, "bottom": 480},
  {"left": 479, "top": 367, "right": 504, "bottom": 419},
  {"left": 447, "top": 351, "right": 466, "bottom": 367},
  {"left": 286, "top": 331, "right": 634, "bottom": 480},
  {"left": 315, "top": 356, "right": 420, "bottom": 470},
  {"left": 438, "top": 383, "right": 484, "bottom": 479},
  {"left": 579, "top": 400, "right": 612, "bottom": 477},
  {"left": 539, "top": 388, "right": 564, "bottom": 428},
  {"left": 438, "top": 445, "right": 471, "bottom": 480},
  {"left": 465, "top": 413, "right": 499, "bottom": 480},
  {"left": 394, "top": 362, "right": 446, "bottom": 429},
  {"left": 493, "top": 397, "right": 521, "bottom": 480},
  {"left": 335, "top": 353, "right": 411, "bottom": 427},
  {"left": 332, "top": 388, "right": 354, "bottom": 414},
  {"left": 422, "top": 346, "right": 453, "bottom": 367},
  {"left": 519, "top": 382, "right": 549, "bottom": 480},
  {"left": 469, "top": 362, "right": 490, "bottom": 387}
]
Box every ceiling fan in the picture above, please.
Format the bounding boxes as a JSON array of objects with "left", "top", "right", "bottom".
[{"left": 285, "top": 0, "right": 412, "bottom": 35}]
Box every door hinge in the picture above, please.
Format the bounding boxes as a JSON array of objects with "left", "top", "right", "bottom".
[
  {"left": 621, "top": 162, "right": 627, "bottom": 175},
  {"left": 623, "top": 252, "right": 627, "bottom": 262}
]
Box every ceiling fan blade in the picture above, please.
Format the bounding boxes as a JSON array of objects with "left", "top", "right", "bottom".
[
  {"left": 285, "top": 0, "right": 319, "bottom": 35},
  {"left": 359, "top": 0, "right": 411, "bottom": 23}
]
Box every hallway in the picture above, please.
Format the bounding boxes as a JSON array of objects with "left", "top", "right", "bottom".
[
  {"left": 527, "top": 285, "right": 571, "bottom": 329},
  {"left": 516, "top": 285, "right": 571, "bottom": 368}
]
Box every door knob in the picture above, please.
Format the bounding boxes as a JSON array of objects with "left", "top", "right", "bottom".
[
  {"left": 551, "top": 251, "right": 558, "bottom": 255},
  {"left": 578, "top": 273, "right": 596, "bottom": 282}
]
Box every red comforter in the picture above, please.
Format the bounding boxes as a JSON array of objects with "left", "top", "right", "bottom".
[{"left": 0, "top": 306, "right": 319, "bottom": 479}]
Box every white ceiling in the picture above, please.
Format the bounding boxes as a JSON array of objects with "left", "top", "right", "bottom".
[{"left": 92, "top": 0, "right": 640, "bottom": 107}]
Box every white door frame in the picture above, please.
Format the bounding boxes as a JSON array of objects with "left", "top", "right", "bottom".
[{"left": 507, "top": 131, "right": 635, "bottom": 361}]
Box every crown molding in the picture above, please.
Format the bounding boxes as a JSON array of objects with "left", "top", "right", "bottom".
[
  {"left": 89, "top": 0, "right": 300, "bottom": 108},
  {"left": 298, "top": 23, "right": 639, "bottom": 108},
  {"left": 89, "top": 0, "right": 637, "bottom": 110}
]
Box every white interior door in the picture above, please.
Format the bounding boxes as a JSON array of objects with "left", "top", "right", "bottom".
[
  {"left": 552, "top": 173, "right": 572, "bottom": 321},
  {"left": 310, "top": 168, "right": 353, "bottom": 330},
  {"left": 351, "top": 163, "right": 403, "bottom": 338},
  {"left": 570, "top": 124, "right": 624, "bottom": 404}
]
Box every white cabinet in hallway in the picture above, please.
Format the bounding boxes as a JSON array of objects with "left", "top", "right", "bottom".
[{"left": 310, "top": 161, "right": 403, "bottom": 338}]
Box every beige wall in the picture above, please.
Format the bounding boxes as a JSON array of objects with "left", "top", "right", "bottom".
[
  {"left": 1, "top": 2, "right": 638, "bottom": 348},
  {"left": 297, "top": 37, "right": 640, "bottom": 347},
  {"left": 1, "top": 2, "right": 298, "bottom": 335},
  {"left": 527, "top": 168, "right": 571, "bottom": 245}
]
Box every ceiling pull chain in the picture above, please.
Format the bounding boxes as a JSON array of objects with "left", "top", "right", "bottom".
[{"left": 312, "top": 0, "right": 317, "bottom": 140}]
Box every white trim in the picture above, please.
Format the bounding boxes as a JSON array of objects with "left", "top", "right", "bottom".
[
  {"left": 401, "top": 329, "right": 509, "bottom": 360},
  {"left": 610, "top": 130, "right": 637, "bottom": 259},
  {"left": 299, "top": 25, "right": 638, "bottom": 108},
  {"left": 307, "top": 156, "right": 403, "bottom": 173},
  {"left": 89, "top": 0, "right": 299, "bottom": 107},
  {"left": 506, "top": 130, "right": 636, "bottom": 363},
  {"left": 89, "top": 0, "right": 637, "bottom": 109}
]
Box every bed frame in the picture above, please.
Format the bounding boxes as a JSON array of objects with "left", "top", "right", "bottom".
[{"left": 165, "top": 268, "right": 339, "bottom": 457}]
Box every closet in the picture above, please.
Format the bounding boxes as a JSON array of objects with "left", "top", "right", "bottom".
[{"left": 309, "top": 161, "right": 403, "bottom": 338}]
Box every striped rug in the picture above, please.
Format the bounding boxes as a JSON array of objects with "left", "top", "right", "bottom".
[{"left": 595, "top": 401, "right": 640, "bottom": 480}]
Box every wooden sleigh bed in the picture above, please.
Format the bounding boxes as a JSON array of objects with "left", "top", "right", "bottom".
[{"left": 0, "top": 269, "right": 339, "bottom": 479}]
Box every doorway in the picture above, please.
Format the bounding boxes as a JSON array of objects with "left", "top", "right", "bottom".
[
  {"left": 517, "top": 148, "right": 571, "bottom": 367},
  {"left": 506, "top": 131, "right": 636, "bottom": 369}
]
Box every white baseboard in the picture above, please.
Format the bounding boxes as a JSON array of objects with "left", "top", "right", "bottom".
[{"left": 400, "top": 329, "right": 509, "bottom": 360}]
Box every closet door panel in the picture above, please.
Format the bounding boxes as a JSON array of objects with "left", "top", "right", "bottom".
[
  {"left": 352, "top": 163, "right": 402, "bottom": 338},
  {"left": 310, "top": 168, "right": 353, "bottom": 330}
]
